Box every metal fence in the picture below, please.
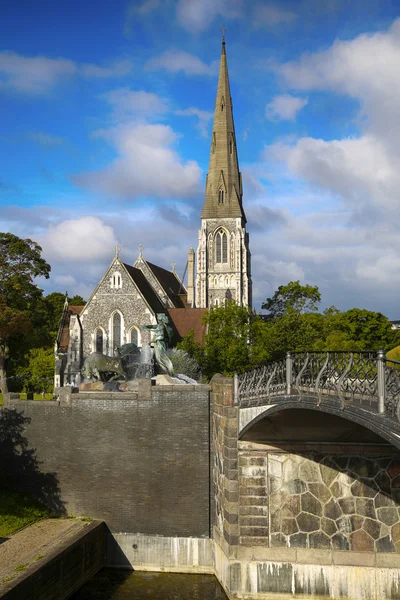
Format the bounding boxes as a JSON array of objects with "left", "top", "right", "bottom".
[{"left": 235, "top": 350, "right": 400, "bottom": 419}]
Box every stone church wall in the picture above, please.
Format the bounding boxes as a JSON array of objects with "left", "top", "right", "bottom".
[
  {"left": 80, "top": 260, "right": 154, "bottom": 359},
  {"left": 3, "top": 385, "right": 211, "bottom": 538}
]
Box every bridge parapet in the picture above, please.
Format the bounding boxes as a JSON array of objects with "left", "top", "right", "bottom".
[{"left": 236, "top": 350, "right": 400, "bottom": 422}]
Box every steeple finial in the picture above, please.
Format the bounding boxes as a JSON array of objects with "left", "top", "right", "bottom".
[
  {"left": 221, "top": 25, "right": 227, "bottom": 50},
  {"left": 138, "top": 244, "right": 143, "bottom": 258},
  {"left": 115, "top": 245, "right": 120, "bottom": 257}
]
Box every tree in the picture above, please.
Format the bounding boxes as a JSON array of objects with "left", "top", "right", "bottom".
[
  {"left": 0, "top": 233, "right": 50, "bottom": 394},
  {"left": 262, "top": 281, "right": 321, "bottom": 317},
  {"left": 322, "top": 308, "right": 398, "bottom": 351},
  {"left": 177, "top": 329, "right": 205, "bottom": 369},
  {"left": 21, "top": 348, "right": 55, "bottom": 394},
  {"left": 68, "top": 295, "right": 86, "bottom": 306},
  {"left": 203, "top": 303, "right": 254, "bottom": 376}
]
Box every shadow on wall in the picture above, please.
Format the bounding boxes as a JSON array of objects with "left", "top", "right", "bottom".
[{"left": 0, "top": 408, "right": 66, "bottom": 515}]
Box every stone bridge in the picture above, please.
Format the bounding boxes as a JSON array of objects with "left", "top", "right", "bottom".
[
  {"left": 234, "top": 350, "right": 400, "bottom": 450},
  {"left": 211, "top": 351, "right": 400, "bottom": 598}
]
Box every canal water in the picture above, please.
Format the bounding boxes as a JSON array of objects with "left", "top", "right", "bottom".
[{"left": 73, "top": 569, "right": 228, "bottom": 599}]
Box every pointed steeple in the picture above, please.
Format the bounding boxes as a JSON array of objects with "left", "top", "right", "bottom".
[{"left": 201, "top": 39, "right": 246, "bottom": 222}]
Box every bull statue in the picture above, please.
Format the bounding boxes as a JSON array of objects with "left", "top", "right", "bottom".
[{"left": 82, "top": 352, "right": 125, "bottom": 382}]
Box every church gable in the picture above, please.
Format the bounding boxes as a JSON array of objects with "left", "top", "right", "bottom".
[{"left": 79, "top": 256, "right": 164, "bottom": 360}]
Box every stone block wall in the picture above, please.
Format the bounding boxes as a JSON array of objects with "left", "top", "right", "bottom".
[
  {"left": 239, "top": 444, "right": 400, "bottom": 553},
  {"left": 238, "top": 453, "right": 269, "bottom": 546},
  {"left": 211, "top": 376, "right": 239, "bottom": 548}
]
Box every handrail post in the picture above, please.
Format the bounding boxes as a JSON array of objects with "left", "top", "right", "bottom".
[
  {"left": 286, "top": 351, "right": 292, "bottom": 395},
  {"left": 233, "top": 372, "right": 239, "bottom": 406},
  {"left": 377, "top": 349, "right": 386, "bottom": 415}
]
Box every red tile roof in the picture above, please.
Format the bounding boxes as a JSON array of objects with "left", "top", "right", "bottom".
[
  {"left": 167, "top": 308, "right": 208, "bottom": 346},
  {"left": 59, "top": 306, "right": 84, "bottom": 351}
]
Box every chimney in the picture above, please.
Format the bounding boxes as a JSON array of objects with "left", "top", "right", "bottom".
[{"left": 187, "top": 247, "right": 195, "bottom": 307}]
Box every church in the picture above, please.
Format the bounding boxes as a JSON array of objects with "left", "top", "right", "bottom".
[{"left": 55, "top": 39, "right": 252, "bottom": 386}]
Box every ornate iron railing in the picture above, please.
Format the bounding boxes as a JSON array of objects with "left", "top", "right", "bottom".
[{"left": 235, "top": 350, "right": 400, "bottom": 419}]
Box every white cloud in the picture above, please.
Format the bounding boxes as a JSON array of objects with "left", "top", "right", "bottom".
[
  {"left": 266, "top": 134, "right": 399, "bottom": 207},
  {"left": 253, "top": 4, "right": 297, "bottom": 28},
  {"left": 28, "top": 132, "right": 64, "bottom": 146},
  {"left": 72, "top": 123, "right": 202, "bottom": 200},
  {"left": 124, "top": 0, "right": 160, "bottom": 36},
  {"left": 102, "top": 88, "right": 169, "bottom": 120},
  {"left": 54, "top": 274, "right": 78, "bottom": 287},
  {"left": 356, "top": 253, "right": 400, "bottom": 285},
  {"left": 175, "top": 107, "right": 213, "bottom": 137},
  {"left": 176, "top": 0, "right": 243, "bottom": 33},
  {"left": 0, "top": 52, "right": 133, "bottom": 94},
  {"left": 80, "top": 59, "right": 132, "bottom": 78},
  {"left": 0, "top": 51, "right": 76, "bottom": 94},
  {"left": 137, "top": 0, "right": 160, "bottom": 15},
  {"left": 276, "top": 18, "right": 400, "bottom": 144},
  {"left": 265, "top": 94, "right": 308, "bottom": 121},
  {"left": 42, "top": 217, "right": 118, "bottom": 262},
  {"left": 145, "top": 50, "right": 213, "bottom": 76}
]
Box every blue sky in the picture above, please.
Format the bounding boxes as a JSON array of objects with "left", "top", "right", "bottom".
[{"left": 1, "top": 0, "right": 400, "bottom": 316}]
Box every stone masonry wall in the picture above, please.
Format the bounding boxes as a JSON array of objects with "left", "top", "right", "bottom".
[
  {"left": 212, "top": 376, "right": 239, "bottom": 548},
  {"left": 80, "top": 258, "right": 154, "bottom": 359},
  {"left": 239, "top": 444, "right": 400, "bottom": 553},
  {"left": 2, "top": 386, "right": 211, "bottom": 537}
]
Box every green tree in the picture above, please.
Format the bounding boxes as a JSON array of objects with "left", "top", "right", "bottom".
[
  {"left": 203, "top": 303, "right": 253, "bottom": 376},
  {"left": 259, "top": 310, "right": 325, "bottom": 361},
  {"left": 177, "top": 329, "right": 205, "bottom": 369},
  {"left": 21, "top": 348, "right": 54, "bottom": 394},
  {"left": 322, "top": 308, "right": 398, "bottom": 351},
  {"left": 68, "top": 295, "right": 86, "bottom": 306},
  {"left": 0, "top": 233, "right": 50, "bottom": 394},
  {"left": 262, "top": 281, "right": 321, "bottom": 317}
]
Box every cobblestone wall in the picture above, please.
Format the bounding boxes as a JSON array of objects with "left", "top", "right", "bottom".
[{"left": 239, "top": 445, "right": 400, "bottom": 553}]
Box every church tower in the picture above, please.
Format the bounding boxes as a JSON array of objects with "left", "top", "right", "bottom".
[{"left": 195, "top": 37, "right": 252, "bottom": 309}]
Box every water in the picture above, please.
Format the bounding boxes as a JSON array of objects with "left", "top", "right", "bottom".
[{"left": 72, "top": 569, "right": 228, "bottom": 599}]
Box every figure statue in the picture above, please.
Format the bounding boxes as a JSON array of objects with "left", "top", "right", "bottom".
[
  {"left": 82, "top": 352, "right": 125, "bottom": 382},
  {"left": 142, "top": 314, "right": 174, "bottom": 376}
]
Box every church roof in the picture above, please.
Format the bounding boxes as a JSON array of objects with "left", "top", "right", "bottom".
[
  {"left": 58, "top": 305, "right": 84, "bottom": 352},
  {"left": 167, "top": 308, "right": 207, "bottom": 345},
  {"left": 146, "top": 261, "right": 186, "bottom": 308},
  {"left": 123, "top": 263, "right": 166, "bottom": 314}
]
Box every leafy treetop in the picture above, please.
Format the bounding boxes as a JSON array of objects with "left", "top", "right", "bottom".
[
  {"left": 0, "top": 233, "right": 50, "bottom": 309},
  {"left": 262, "top": 280, "right": 321, "bottom": 317}
]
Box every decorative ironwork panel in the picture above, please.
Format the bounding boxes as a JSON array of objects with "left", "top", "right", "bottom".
[
  {"left": 238, "top": 359, "right": 286, "bottom": 405},
  {"left": 385, "top": 366, "right": 400, "bottom": 417}
]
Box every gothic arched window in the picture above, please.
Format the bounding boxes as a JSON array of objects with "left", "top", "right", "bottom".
[
  {"left": 96, "top": 329, "right": 103, "bottom": 353},
  {"left": 113, "top": 312, "right": 121, "bottom": 350},
  {"left": 218, "top": 189, "right": 224, "bottom": 204},
  {"left": 215, "top": 229, "right": 228, "bottom": 263},
  {"left": 130, "top": 327, "right": 140, "bottom": 347}
]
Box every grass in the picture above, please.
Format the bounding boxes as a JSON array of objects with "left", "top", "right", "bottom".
[
  {"left": 0, "top": 393, "right": 54, "bottom": 406},
  {"left": 0, "top": 490, "right": 52, "bottom": 537}
]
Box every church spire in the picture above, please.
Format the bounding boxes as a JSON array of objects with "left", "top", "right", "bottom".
[{"left": 201, "top": 39, "right": 245, "bottom": 221}]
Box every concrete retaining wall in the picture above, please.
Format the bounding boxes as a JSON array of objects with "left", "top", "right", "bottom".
[
  {"left": 0, "top": 521, "right": 106, "bottom": 600},
  {"left": 214, "top": 536, "right": 400, "bottom": 599},
  {"left": 107, "top": 533, "right": 214, "bottom": 573}
]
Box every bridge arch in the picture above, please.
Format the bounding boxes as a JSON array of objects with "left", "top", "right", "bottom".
[{"left": 239, "top": 401, "right": 400, "bottom": 450}]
